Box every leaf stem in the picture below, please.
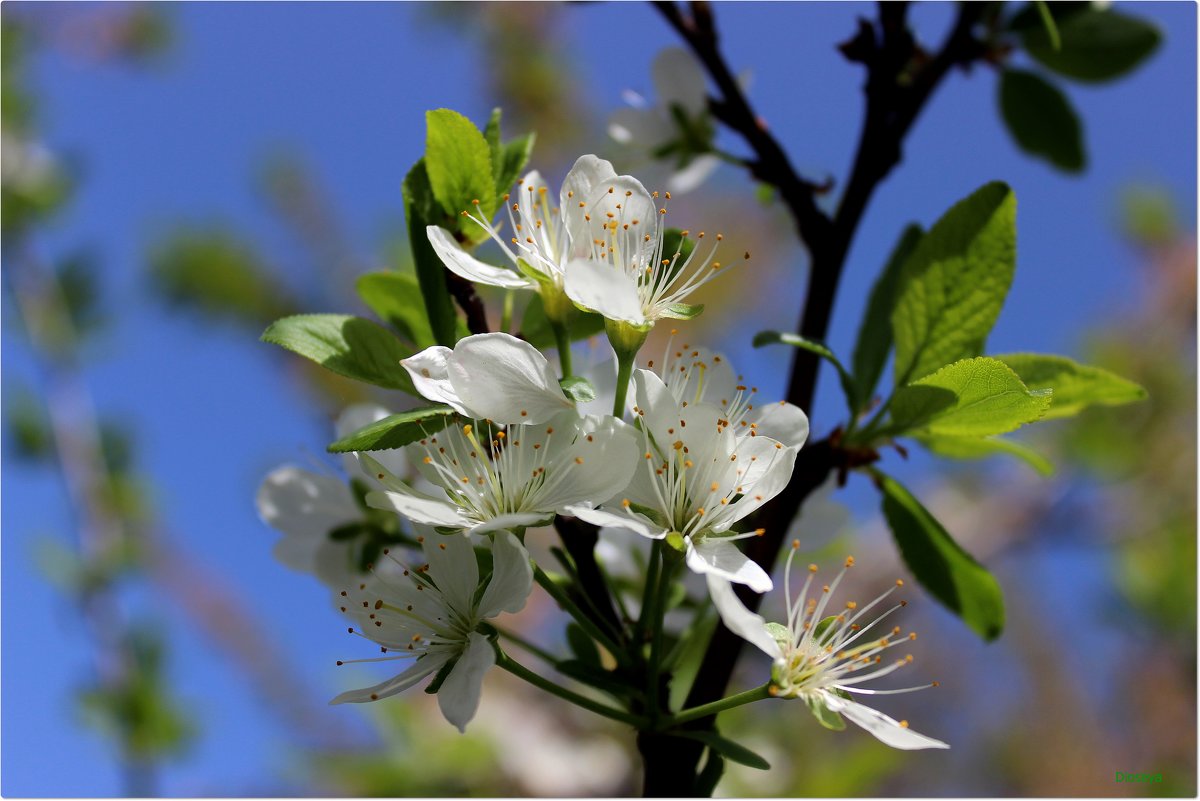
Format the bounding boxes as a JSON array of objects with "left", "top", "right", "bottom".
[
  {"left": 500, "top": 289, "right": 514, "bottom": 334},
  {"left": 613, "top": 350, "right": 635, "bottom": 418},
  {"left": 533, "top": 564, "right": 626, "bottom": 665},
  {"left": 496, "top": 650, "right": 647, "bottom": 727},
  {"left": 495, "top": 626, "right": 559, "bottom": 666},
  {"left": 666, "top": 683, "right": 774, "bottom": 728}
]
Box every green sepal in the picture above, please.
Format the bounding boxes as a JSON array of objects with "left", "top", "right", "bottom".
[
  {"left": 423, "top": 655, "right": 459, "bottom": 695},
  {"left": 805, "top": 693, "right": 847, "bottom": 731},
  {"left": 559, "top": 376, "right": 597, "bottom": 404},
  {"left": 659, "top": 302, "right": 704, "bottom": 320}
]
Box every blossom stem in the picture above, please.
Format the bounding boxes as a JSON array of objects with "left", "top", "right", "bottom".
[
  {"left": 552, "top": 322, "right": 573, "bottom": 378},
  {"left": 496, "top": 651, "right": 647, "bottom": 728},
  {"left": 500, "top": 289, "right": 514, "bottom": 334},
  {"left": 613, "top": 350, "right": 635, "bottom": 418},
  {"left": 495, "top": 626, "right": 559, "bottom": 666},
  {"left": 665, "top": 683, "right": 774, "bottom": 728},
  {"left": 632, "top": 539, "right": 663, "bottom": 654},
  {"left": 532, "top": 564, "right": 627, "bottom": 665},
  {"left": 646, "top": 546, "right": 676, "bottom": 719}
]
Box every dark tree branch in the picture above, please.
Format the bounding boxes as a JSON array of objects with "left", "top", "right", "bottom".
[
  {"left": 444, "top": 271, "right": 490, "bottom": 334},
  {"left": 647, "top": 1, "right": 986, "bottom": 792}
]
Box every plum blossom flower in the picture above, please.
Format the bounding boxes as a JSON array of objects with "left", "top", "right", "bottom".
[
  {"left": 643, "top": 335, "right": 809, "bottom": 451},
  {"left": 560, "top": 159, "right": 743, "bottom": 334},
  {"left": 401, "top": 332, "right": 573, "bottom": 425},
  {"left": 257, "top": 404, "right": 408, "bottom": 589},
  {"left": 709, "top": 546, "right": 949, "bottom": 750},
  {"left": 331, "top": 530, "right": 532, "bottom": 732},
  {"left": 362, "top": 410, "right": 638, "bottom": 538},
  {"left": 567, "top": 369, "right": 794, "bottom": 592},
  {"left": 608, "top": 48, "right": 722, "bottom": 195}
]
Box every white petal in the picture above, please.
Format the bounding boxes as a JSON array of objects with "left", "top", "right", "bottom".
[
  {"left": 705, "top": 575, "right": 783, "bottom": 660},
  {"left": 564, "top": 259, "right": 645, "bottom": 326},
  {"left": 607, "top": 107, "right": 672, "bottom": 147},
  {"left": 821, "top": 693, "right": 950, "bottom": 750},
  {"left": 685, "top": 536, "right": 773, "bottom": 593},
  {"left": 401, "top": 346, "right": 469, "bottom": 414},
  {"left": 427, "top": 225, "right": 534, "bottom": 290},
  {"left": 437, "top": 632, "right": 496, "bottom": 732},
  {"left": 535, "top": 414, "right": 640, "bottom": 509},
  {"left": 746, "top": 401, "right": 810, "bottom": 451},
  {"left": 336, "top": 404, "right": 408, "bottom": 478},
  {"left": 257, "top": 467, "right": 361, "bottom": 545},
  {"left": 423, "top": 530, "right": 479, "bottom": 615},
  {"left": 559, "top": 154, "right": 618, "bottom": 219},
  {"left": 329, "top": 655, "right": 444, "bottom": 705},
  {"left": 365, "top": 489, "right": 468, "bottom": 529},
  {"left": 469, "top": 512, "right": 551, "bottom": 536},
  {"left": 563, "top": 503, "right": 666, "bottom": 540},
  {"left": 668, "top": 154, "right": 721, "bottom": 195},
  {"left": 652, "top": 47, "right": 708, "bottom": 114},
  {"left": 447, "top": 333, "right": 572, "bottom": 424},
  {"left": 477, "top": 531, "right": 534, "bottom": 617},
  {"left": 718, "top": 436, "right": 797, "bottom": 530}
]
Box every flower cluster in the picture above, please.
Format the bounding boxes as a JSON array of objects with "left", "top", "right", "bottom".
[{"left": 258, "top": 151, "right": 946, "bottom": 753}]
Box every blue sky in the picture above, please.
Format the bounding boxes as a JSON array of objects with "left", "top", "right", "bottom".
[{"left": 2, "top": 2, "right": 1195, "bottom": 794}]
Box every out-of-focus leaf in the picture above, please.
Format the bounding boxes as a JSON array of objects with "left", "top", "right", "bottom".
[
  {"left": 1015, "top": 5, "right": 1162, "bottom": 83},
  {"left": 876, "top": 472, "right": 1005, "bottom": 640},
  {"left": 914, "top": 433, "right": 1055, "bottom": 476},
  {"left": 852, "top": 224, "right": 923, "bottom": 411},
  {"left": 327, "top": 406, "right": 456, "bottom": 453},
  {"left": 519, "top": 293, "right": 605, "bottom": 350},
  {"left": 148, "top": 227, "right": 294, "bottom": 327},
  {"left": 261, "top": 314, "right": 416, "bottom": 394},
  {"left": 888, "top": 357, "right": 1052, "bottom": 438},
  {"left": 356, "top": 272, "right": 437, "bottom": 349},
  {"left": 672, "top": 730, "right": 771, "bottom": 770},
  {"left": 996, "top": 352, "right": 1148, "bottom": 419},
  {"left": 892, "top": 183, "right": 1016, "bottom": 386},
  {"left": 999, "top": 69, "right": 1085, "bottom": 172}
]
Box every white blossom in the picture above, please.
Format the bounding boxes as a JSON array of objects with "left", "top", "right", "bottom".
[
  {"left": 709, "top": 547, "right": 949, "bottom": 750},
  {"left": 257, "top": 404, "right": 407, "bottom": 589},
  {"left": 362, "top": 411, "right": 638, "bottom": 538},
  {"left": 401, "top": 332, "right": 573, "bottom": 425},
  {"left": 331, "top": 530, "right": 532, "bottom": 732},
  {"left": 567, "top": 369, "right": 794, "bottom": 592}
]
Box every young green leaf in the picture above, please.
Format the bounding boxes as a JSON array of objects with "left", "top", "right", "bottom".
[
  {"left": 671, "top": 730, "right": 771, "bottom": 771},
  {"left": 914, "top": 433, "right": 1055, "bottom": 476},
  {"left": 355, "top": 272, "right": 437, "bottom": 349},
  {"left": 261, "top": 314, "right": 416, "bottom": 394},
  {"left": 482, "top": 107, "right": 535, "bottom": 201},
  {"left": 327, "top": 406, "right": 456, "bottom": 453},
  {"left": 403, "top": 159, "right": 459, "bottom": 347},
  {"left": 424, "top": 109, "right": 496, "bottom": 221},
  {"left": 892, "top": 183, "right": 1016, "bottom": 386},
  {"left": 804, "top": 693, "right": 847, "bottom": 731},
  {"left": 852, "top": 224, "right": 923, "bottom": 411},
  {"left": 999, "top": 69, "right": 1086, "bottom": 173},
  {"left": 888, "top": 357, "right": 1052, "bottom": 438},
  {"left": 996, "top": 352, "right": 1148, "bottom": 419},
  {"left": 660, "top": 302, "right": 704, "bottom": 320},
  {"left": 754, "top": 330, "right": 857, "bottom": 412},
  {"left": 559, "top": 376, "right": 597, "bottom": 404},
  {"left": 1017, "top": 6, "right": 1162, "bottom": 83},
  {"left": 875, "top": 471, "right": 1005, "bottom": 640}
]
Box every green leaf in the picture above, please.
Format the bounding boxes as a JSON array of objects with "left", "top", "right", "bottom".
[
  {"left": 1018, "top": 7, "right": 1161, "bottom": 83},
  {"left": 671, "top": 730, "right": 771, "bottom": 771},
  {"left": 999, "top": 69, "right": 1085, "bottom": 173},
  {"left": 327, "top": 406, "right": 456, "bottom": 453},
  {"left": 914, "top": 433, "right": 1055, "bottom": 476},
  {"left": 519, "top": 293, "right": 605, "bottom": 350},
  {"left": 261, "top": 314, "right": 416, "bottom": 393},
  {"left": 559, "top": 376, "right": 597, "bottom": 404},
  {"left": 1033, "top": 0, "right": 1061, "bottom": 51},
  {"left": 805, "top": 693, "right": 847, "bottom": 731},
  {"left": 889, "top": 357, "right": 1052, "bottom": 438},
  {"left": 891, "top": 182, "right": 1016, "bottom": 386},
  {"left": 660, "top": 302, "right": 704, "bottom": 320},
  {"left": 565, "top": 622, "right": 601, "bottom": 666},
  {"left": 852, "top": 224, "right": 923, "bottom": 410},
  {"left": 667, "top": 610, "right": 718, "bottom": 711},
  {"left": 424, "top": 109, "right": 496, "bottom": 221},
  {"left": 753, "top": 330, "right": 857, "bottom": 411},
  {"left": 876, "top": 472, "right": 1005, "bottom": 640},
  {"left": 483, "top": 107, "right": 535, "bottom": 201},
  {"left": 996, "top": 353, "right": 1148, "bottom": 419},
  {"left": 403, "top": 159, "right": 459, "bottom": 347},
  {"left": 356, "top": 272, "right": 437, "bottom": 349}
]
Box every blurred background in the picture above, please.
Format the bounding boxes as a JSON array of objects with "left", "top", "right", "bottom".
[{"left": 2, "top": 1, "right": 1195, "bottom": 796}]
